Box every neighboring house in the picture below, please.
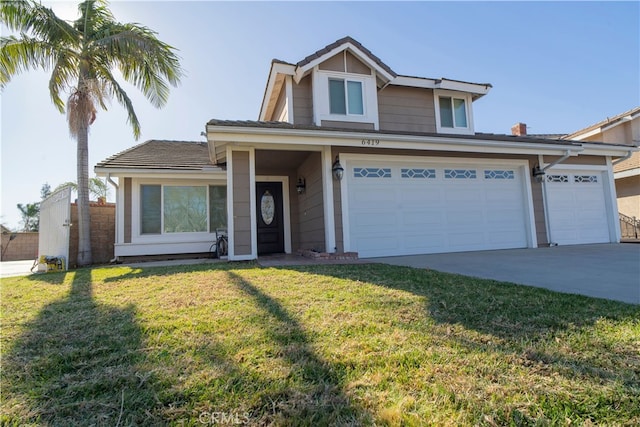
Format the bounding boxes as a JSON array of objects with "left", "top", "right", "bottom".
[
  {"left": 562, "top": 107, "right": 640, "bottom": 221},
  {"left": 95, "top": 37, "right": 635, "bottom": 261}
]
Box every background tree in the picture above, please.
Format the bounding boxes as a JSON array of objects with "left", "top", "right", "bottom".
[
  {"left": 1, "top": 0, "right": 183, "bottom": 265},
  {"left": 16, "top": 203, "right": 39, "bottom": 231},
  {"left": 40, "top": 183, "right": 52, "bottom": 200}
]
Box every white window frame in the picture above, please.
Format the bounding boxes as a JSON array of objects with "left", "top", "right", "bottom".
[
  {"left": 132, "top": 179, "right": 226, "bottom": 243},
  {"left": 312, "top": 68, "right": 380, "bottom": 129},
  {"left": 434, "top": 90, "right": 474, "bottom": 135}
]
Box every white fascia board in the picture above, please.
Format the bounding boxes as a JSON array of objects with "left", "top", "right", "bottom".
[
  {"left": 259, "top": 62, "right": 296, "bottom": 121},
  {"left": 579, "top": 144, "right": 639, "bottom": 157},
  {"left": 436, "top": 79, "right": 492, "bottom": 96},
  {"left": 391, "top": 76, "right": 438, "bottom": 89},
  {"left": 614, "top": 167, "right": 640, "bottom": 179},
  {"left": 93, "top": 168, "right": 226, "bottom": 180},
  {"left": 208, "top": 126, "right": 581, "bottom": 156},
  {"left": 567, "top": 128, "right": 601, "bottom": 141},
  {"left": 392, "top": 76, "right": 491, "bottom": 98},
  {"left": 294, "top": 42, "right": 395, "bottom": 84}
]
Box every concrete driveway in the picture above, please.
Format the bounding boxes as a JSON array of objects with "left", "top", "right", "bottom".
[{"left": 372, "top": 243, "right": 640, "bottom": 304}]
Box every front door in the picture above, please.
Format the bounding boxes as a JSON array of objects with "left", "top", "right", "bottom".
[{"left": 256, "top": 182, "right": 285, "bottom": 255}]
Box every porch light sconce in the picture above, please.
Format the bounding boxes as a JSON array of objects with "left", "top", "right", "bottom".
[
  {"left": 296, "top": 177, "right": 306, "bottom": 195},
  {"left": 332, "top": 156, "right": 344, "bottom": 181},
  {"left": 532, "top": 165, "right": 545, "bottom": 183}
]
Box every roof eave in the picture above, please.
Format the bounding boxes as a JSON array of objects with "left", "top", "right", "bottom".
[
  {"left": 259, "top": 61, "right": 296, "bottom": 121},
  {"left": 207, "top": 123, "right": 583, "bottom": 157},
  {"left": 293, "top": 40, "right": 396, "bottom": 85},
  {"left": 392, "top": 75, "right": 492, "bottom": 99}
]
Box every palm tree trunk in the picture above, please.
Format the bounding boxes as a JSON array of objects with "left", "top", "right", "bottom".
[{"left": 76, "top": 122, "right": 92, "bottom": 266}]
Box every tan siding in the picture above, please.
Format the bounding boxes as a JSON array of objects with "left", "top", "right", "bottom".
[
  {"left": 378, "top": 86, "right": 436, "bottom": 133},
  {"left": 124, "top": 177, "right": 132, "bottom": 243},
  {"left": 545, "top": 155, "right": 606, "bottom": 166},
  {"left": 293, "top": 76, "right": 313, "bottom": 126},
  {"left": 346, "top": 51, "right": 371, "bottom": 75},
  {"left": 616, "top": 175, "right": 640, "bottom": 218},
  {"left": 232, "top": 151, "right": 252, "bottom": 256},
  {"left": 614, "top": 151, "right": 640, "bottom": 173},
  {"left": 319, "top": 54, "right": 345, "bottom": 72},
  {"left": 321, "top": 120, "right": 375, "bottom": 130},
  {"left": 297, "top": 152, "right": 325, "bottom": 251}
]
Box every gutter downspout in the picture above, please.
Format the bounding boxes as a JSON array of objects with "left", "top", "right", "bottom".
[
  {"left": 612, "top": 150, "right": 633, "bottom": 166},
  {"left": 106, "top": 173, "right": 119, "bottom": 263},
  {"left": 541, "top": 150, "right": 572, "bottom": 172}
]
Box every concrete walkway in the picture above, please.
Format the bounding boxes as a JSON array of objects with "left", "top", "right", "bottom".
[
  {"left": 0, "top": 260, "right": 36, "bottom": 278},
  {"left": 372, "top": 244, "right": 640, "bottom": 304}
]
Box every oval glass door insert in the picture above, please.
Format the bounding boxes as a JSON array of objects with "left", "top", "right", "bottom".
[{"left": 260, "top": 190, "right": 275, "bottom": 225}]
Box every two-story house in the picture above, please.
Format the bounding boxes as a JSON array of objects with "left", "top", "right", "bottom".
[{"left": 96, "top": 37, "right": 634, "bottom": 261}]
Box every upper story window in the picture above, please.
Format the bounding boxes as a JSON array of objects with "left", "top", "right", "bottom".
[
  {"left": 329, "top": 78, "right": 364, "bottom": 115},
  {"left": 439, "top": 96, "right": 467, "bottom": 128},
  {"left": 312, "top": 70, "right": 380, "bottom": 129},
  {"left": 434, "top": 90, "right": 474, "bottom": 135}
]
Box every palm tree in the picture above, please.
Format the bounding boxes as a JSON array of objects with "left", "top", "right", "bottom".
[{"left": 1, "top": 0, "right": 183, "bottom": 265}]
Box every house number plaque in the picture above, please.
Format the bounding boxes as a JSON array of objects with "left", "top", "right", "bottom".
[
  {"left": 260, "top": 190, "right": 275, "bottom": 225},
  {"left": 361, "top": 139, "right": 380, "bottom": 146}
]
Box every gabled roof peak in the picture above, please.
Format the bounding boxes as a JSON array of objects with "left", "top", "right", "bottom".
[{"left": 294, "top": 36, "right": 397, "bottom": 82}]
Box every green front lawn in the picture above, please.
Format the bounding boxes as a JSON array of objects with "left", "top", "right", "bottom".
[{"left": 1, "top": 262, "right": 638, "bottom": 426}]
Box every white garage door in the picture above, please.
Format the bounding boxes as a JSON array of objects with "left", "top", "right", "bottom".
[
  {"left": 345, "top": 158, "right": 530, "bottom": 258},
  {"left": 545, "top": 170, "right": 610, "bottom": 245}
]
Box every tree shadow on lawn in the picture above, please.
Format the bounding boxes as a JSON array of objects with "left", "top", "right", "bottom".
[
  {"left": 2, "top": 269, "right": 161, "bottom": 425},
  {"left": 279, "top": 263, "right": 640, "bottom": 421},
  {"left": 225, "top": 271, "right": 370, "bottom": 425}
]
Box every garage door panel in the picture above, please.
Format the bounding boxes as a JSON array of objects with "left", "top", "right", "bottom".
[
  {"left": 404, "top": 233, "right": 446, "bottom": 250},
  {"left": 401, "top": 210, "right": 444, "bottom": 226},
  {"left": 449, "top": 231, "right": 485, "bottom": 247},
  {"left": 485, "top": 188, "right": 521, "bottom": 202},
  {"left": 352, "top": 189, "right": 396, "bottom": 204},
  {"left": 347, "top": 159, "right": 529, "bottom": 257},
  {"left": 445, "top": 188, "right": 483, "bottom": 202},
  {"left": 399, "top": 188, "right": 443, "bottom": 205},
  {"left": 546, "top": 170, "right": 610, "bottom": 245}
]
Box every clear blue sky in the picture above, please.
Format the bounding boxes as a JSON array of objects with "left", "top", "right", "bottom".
[{"left": 1, "top": 1, "right": 638, "bottom": 230}]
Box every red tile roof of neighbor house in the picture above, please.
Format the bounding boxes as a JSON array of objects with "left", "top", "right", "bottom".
[{"left": 96, "top": 140, "right": 215, "bottom": 170}]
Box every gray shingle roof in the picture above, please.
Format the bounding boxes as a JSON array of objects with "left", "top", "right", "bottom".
[
  {"left": 96, "top": 140, "right": 215, "bottom": 170},
  {"left": 296, "top": 36, "right": 397, "bottom": 78},
  {"left": 207, "top": 119, "right": 584, "bottom": 147}
]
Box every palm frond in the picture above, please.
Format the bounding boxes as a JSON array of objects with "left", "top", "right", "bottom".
[
  {"left": 48, "top": 48, "right": 80, "bottom": 112},
  {"left": 0, "top": 35, "right": 58, "bottom": 88},
  {"left": 97, "top": 67, "right": 141, "bottom": 138},
  {"left": 1, "top": 0, "right": 78, "bottom": 48},
  {"left": 93, "top": 23, "right": 183, "bottom": 108}
]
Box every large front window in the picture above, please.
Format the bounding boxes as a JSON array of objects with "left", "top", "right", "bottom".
[
  {"left": 140, "top": 185, "right": 226, "bottom": 234},
  {"left": 329, "top": 78, "right": 364, "bottom": 115}
]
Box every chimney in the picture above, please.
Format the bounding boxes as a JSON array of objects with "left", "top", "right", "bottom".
[{"left": 511, "top": 122, "right": 527, "bottom": 136}]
